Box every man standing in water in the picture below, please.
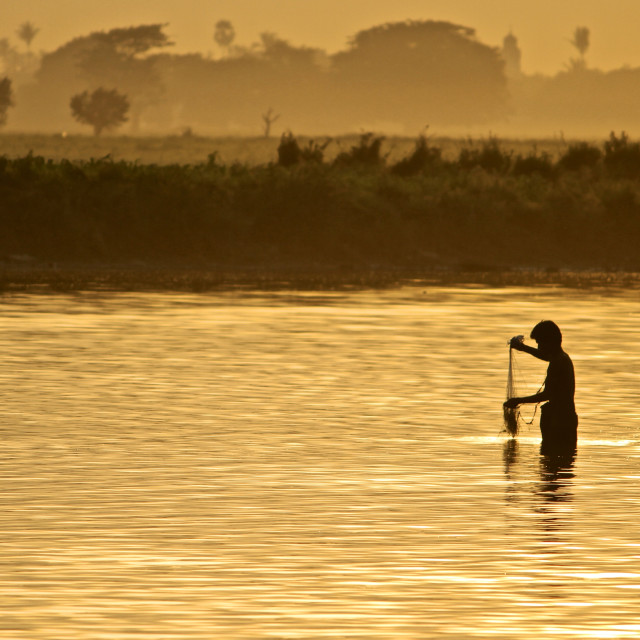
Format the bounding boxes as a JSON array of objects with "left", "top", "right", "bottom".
[{"left": 504, "top": 320, "right": 578, "bottom": 450}]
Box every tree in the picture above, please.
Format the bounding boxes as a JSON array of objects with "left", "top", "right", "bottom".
[
  {"left": 214, "top": 20, "right": 235, "bottom": 55},
  {"left": 331, "top": 20, "right": 508, "bottom": 129},
  {"left": 33, "top": 25, "right": 173, "bottom": 132},
  {"left": 16, "top": 21, "right": 40, "bottom": 50},
  {"left": 0, "top": 38, "right": 20, "bottom": 73},
  {"left": 569, "top": 26, "right": 590, "bottom": 70},
  {"left": 0, "top": 77, "right": 14, "bottom": 127},
  {"left": 571, "top": 27, "right": 590, "bottom": 58},
  {"left": 0, "top": 36, "right": 39, "bottom": 79},
  {"left": 70, "top": 87, "right": 129, "bottom": 135},
  {"left": 261, "top": 107, "right": 280, "bottom": 137},
  {"left": 75, "top": 24, "right": 173, "bottom": 131},
  {"left": 502, "top": 32, "right": 522, "bottom": 77}
]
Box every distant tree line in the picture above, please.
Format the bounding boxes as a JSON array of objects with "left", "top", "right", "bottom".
[
  {"left": 6, "top": 21, "right": 510, "bottom": 135},
  {"left": 2, "top": 20, "right": 640, "bottom": 136}
]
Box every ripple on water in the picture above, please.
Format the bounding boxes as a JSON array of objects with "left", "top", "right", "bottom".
[{"left": 1, "top": 287, "right": 640, "bottom": 638}]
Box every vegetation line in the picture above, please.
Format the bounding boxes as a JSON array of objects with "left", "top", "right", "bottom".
[{"left": 1, "top": 132, "right": 640, "bottom": 291}]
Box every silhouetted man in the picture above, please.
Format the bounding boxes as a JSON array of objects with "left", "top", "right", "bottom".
[{"left": 504, "top": 320, "right": 578, "bottom": 451}]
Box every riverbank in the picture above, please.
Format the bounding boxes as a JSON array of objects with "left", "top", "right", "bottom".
[
  {"left": 2, "top": 133, "right": 640, "bottom": 290},
  {"left": 2, "top": 262, "right": 639, "bottom": 293}
]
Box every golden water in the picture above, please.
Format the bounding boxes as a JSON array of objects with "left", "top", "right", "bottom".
[{"left": 1, "top": 287, "right": 639, "bottom": 639}]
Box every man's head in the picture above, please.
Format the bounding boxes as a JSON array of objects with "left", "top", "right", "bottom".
[{"left": 530, "top": 320, "right": 563, "bottom": 351}]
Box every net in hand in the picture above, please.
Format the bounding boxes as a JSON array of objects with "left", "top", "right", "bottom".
[{"left": 504, "top": 336, "right": 523, "bottom": 435}]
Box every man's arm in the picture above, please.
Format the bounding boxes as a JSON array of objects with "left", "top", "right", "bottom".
[
  {"left": 510, "top": 337, "right": 549, "bottom": 361},
  {"left": 504, "top": 389, "right": 549, "bottom": 408}
]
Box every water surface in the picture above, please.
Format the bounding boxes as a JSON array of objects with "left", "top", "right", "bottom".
[{"left": 1, "top": 286, "right": 639, "bottom": 639}]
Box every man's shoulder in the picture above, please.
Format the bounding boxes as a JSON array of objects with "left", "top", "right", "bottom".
[
  {"left": 560, "top": 350, "right": 574, "bottom": 365},
  {"left": 551, "top": 350, "right": 574, "bottom": 374}
]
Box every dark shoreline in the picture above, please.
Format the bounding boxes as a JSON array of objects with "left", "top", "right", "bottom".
[
  {"left": 2, "top": 263, "right": 639, "bottom": 294},
  {"left": 3, "top": 143, "right": 640, "bottom": 291}
]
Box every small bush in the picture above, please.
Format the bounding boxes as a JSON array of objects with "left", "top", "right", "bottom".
[
  {"left": 391, "top": 135, "right": 442, "bottom": 176},
  {"left": 557, "top": 142, "right": 602, "bottom": 171},
  {"left": 277, "top": 133, "right": 331, "bottom": 167},
  {"left": 277, "top": 132, "right": 301, "bottom": 167},
  {"left": 457, "top": 137, "right": 511, "bottom": 173},
  {"left": 603, "top": 131, "right": 640, "bottom": 178},
  {"left": 512, "top": 151, "right": 555, "bottom": 178},
  {"left": 300, "top": 138, "right": 332, "bottom": 163},
  {"left": 333, "top": 133, "right": 386, "bottom": 167}
]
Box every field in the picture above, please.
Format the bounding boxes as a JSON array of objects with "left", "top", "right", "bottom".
[
  {"left": 1, "top": 132, "right": 639, "bottom": 292},
  {"left": 0, "top": 133, "right": 576, "bottom": 166}
]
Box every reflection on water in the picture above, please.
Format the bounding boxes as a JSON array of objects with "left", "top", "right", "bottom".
[{"left": 1, "top": 287, "right": 640, "bottom": 639}]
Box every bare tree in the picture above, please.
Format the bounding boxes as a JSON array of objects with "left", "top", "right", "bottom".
[
  {"left": 262, "top": 107, "right": 280, "bottom": 138},
  {"left": 16, "top": 21, "right": 40, "bottom": 50},
  {"left": 214, "top": 20, "right": 235, "bottom": 55}
]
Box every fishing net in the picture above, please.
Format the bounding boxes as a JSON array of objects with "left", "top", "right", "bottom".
[
  {"left": 503, "top": 335, "right": 544, "bottom": 436},
  {"left": 503, "top": 336, "right": 523, "bottom": 435}
]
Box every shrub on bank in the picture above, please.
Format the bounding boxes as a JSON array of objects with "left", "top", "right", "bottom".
[
  {"left": 333, "top": 133, "right": 387, "bottom": 167},
  {"left": 457, "top": 137, "right": 512, "bottom": 174},
  {"left": 557, "top": 142, "right": 602, "bottom": 172},
  {"left": 391, "top": 135, "right": 442, "bottom": 176},
  {"left": 603, "top": 131, "right": 640, "bottom": 178},
  {"left": 277, "top": 133, "right": 331, "bottom": 167},
  {"left": 512, "top": 150, "right": 555, "bottom": 178}
]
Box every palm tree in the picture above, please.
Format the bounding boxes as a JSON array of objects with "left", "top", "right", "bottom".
[
  {"left": 16, "top": 21, "right": 40, "bottom": 51},
  {"left": 570, "top": 27, "right": 590, "bottom": 63},
  {"left": 214, "top": 20, "right": 235, "bottom": 56}
]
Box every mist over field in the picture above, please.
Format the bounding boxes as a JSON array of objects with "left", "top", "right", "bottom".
[{"left": 1, "top": 19, "right": 640, "bottom": 138}]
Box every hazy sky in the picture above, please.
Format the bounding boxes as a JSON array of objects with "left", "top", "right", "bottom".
[{"left": 3, "top": 0, "right": 639, "bottom": 74}]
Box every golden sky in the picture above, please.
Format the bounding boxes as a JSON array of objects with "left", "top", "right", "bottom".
[{"left": 2, "top": 0, "right": 639, "bottom": 74}]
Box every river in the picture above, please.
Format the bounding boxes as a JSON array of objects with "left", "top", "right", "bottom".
[{"left": 1, "top": 286, "right": 639, "bottom": 639}]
